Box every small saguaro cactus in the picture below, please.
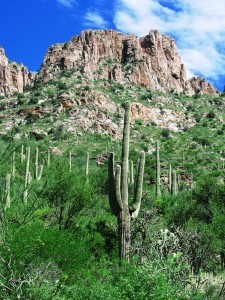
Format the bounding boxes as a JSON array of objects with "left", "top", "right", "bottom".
[
  {"left": 85, "top": 152, "right": 89, "bottom": 176},
  {"left": 171, "top": 170, "right": 177, "bottom": 195},
  {"left": 23, "top": 146, "right": 30, "bottom": 204},
  {"left": 34, "top": 147, "right": 43, "bottom": 180},
  {"left": 47, "top": 148, "right": 51, "bottom": 167},
  {"left": 168, "top": 164, "right": 172, "bottom": 193},
  {"left": 156, "top": 140, "right": 161, "bottom": 197},
  {"left": 108, "top": 102, "right": 145, "bottom": 262},
  {"left": 11, "top": 151, "right": 16, "bottom": 179},
  {"left": 21, "top": 144, "right": 25, "bottom": 163},
  {"left": 35, "top": 147, "right": 39, "bottom": 179},
  {"left": 5, "top": 174, "right": 11, "bottom": 209}
]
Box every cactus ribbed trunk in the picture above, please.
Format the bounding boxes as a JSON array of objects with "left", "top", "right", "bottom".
[
  {"left": 121, "top": 102, "right": 130, "bottom": 204},
  {"left": 118, "top": 205, "right": 131, "bottom": 262}
]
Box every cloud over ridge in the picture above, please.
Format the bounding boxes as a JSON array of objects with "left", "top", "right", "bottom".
[
  {"left": 113, "top": 0, "right": 225, "bottom": 88},
  {"left": 84, "top": 11, "right": 108, "bottom": 28}
]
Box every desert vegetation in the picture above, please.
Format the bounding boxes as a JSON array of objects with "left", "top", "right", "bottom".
[{"left": 0, "top": 73, "right": 225, "bottom": 299}]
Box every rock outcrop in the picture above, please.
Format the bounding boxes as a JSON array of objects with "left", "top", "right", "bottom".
[
  {"left": 36, "top": 29, "right": 218, "bottom": 95},
  {"left": 187, "top": 76, "right": 218, "bottom": 96},
  {"left": 0, "top": 47, "right": 34, "bottom": 96}
]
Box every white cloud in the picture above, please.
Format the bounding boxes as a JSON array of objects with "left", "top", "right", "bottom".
[
  {"left": 113, "top": 0, "right": 225, "bottom": 86},
  {"left": 84, "top": 11, "right": 108, "bottom": 28},
  {"left": 57, "top": 0, "right": 76, "bottom": 8}
]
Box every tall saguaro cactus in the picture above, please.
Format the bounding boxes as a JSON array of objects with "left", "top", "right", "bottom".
[
  {"left": 168, "top": 164, "right": 172, "bottom": 193},
  {"left": 34, "top": 147, "right": 43, "bottom": 180},
  {"left": 156, "top": 140, "right": 161, "bottom": 197},
  {"left": 85, "top": 152, "right": 89, "bottom": 176},
  {"left": 108, "top": 102, "right": 145, "bottom": 262},
  {"left": 23, "top": 147, "right": 30, "bottom": 205},
  {"left": 5, "top": 174, "right": 11, "bottom": 209},
  {"left": 11, "top": 151, "right": 16, "bottom": 179},
  {"left": 171, "top": 170, "right": 177, "bottom": 195}
]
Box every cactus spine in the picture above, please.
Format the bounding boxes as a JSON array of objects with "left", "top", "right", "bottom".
[
  {"left": 156, "top": 140, "right": 161, "bottom": 197},
  {"left": 23, "top": 147, "right": 30, "bottom": 204},
  {"left": 5, "top": 174, "right": 11, "bottom": 209},
  {"left": 108, "top": 102, "right": 145, "bottom": 262},
  {"left": 171, "top": 170, "right": 177, "bottom": 195}
]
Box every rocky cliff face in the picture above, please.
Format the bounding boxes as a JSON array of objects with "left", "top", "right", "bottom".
[
  {"left": 188, "top": 76, "right": 217, "bottom": 95},
  {"left": 0, "top": 47, "right": 34, "bottom": 96},
  {"left": 36, "top": 29, "right": 218, "bottom": 95}
]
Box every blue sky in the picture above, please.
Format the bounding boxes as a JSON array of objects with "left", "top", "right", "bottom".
[{"left": 1, "top": 0, "right": 225, "bottom": 91}]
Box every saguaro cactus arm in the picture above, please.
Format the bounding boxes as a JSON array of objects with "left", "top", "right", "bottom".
[
  {"left": 130, "top": 152, "right": 145, "bottom": 219},
  {"left": 115, "top": 164, "right": 123, "bottom": 210},
  {"left": 108, "top": 152, "right": 120, "bottom": 216}
]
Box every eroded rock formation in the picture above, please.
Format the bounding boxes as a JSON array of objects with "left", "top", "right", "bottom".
[
  {"left": 36, "top": 29, "right": 218, "bottom": 95},
  {"left": 0, "top": 47, "right": 34, "bottom": 95}
]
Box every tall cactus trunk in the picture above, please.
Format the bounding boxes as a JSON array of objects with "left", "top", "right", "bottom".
[{"left": 118, "top": 205, "right": 131, "bottom": 262}]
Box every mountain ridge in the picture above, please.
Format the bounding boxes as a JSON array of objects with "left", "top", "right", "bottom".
[{"left": 0, "top": 29, "right": 219, "bottom": 96}]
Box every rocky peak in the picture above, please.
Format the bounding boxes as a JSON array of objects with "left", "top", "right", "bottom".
[
  {"left": 36, "top": 29, "right": 218, "bottom": 96},
  {"left": 0, "top": 46, "right": 34, "bottom": 96},
  {"left": 187, "top": 76, "right": 218, "bottom": 96}
]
